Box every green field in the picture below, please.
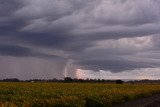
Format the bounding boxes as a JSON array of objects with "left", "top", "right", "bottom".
[{"left": 0, "top": 82, "right": 160, "bottom": 107}]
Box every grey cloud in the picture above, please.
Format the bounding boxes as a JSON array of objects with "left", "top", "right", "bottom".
[
  {"left": 2, "top": 0, "right": 160, "bottom": 44},
  {"left": 0, "top": 45, "right": 65, "bottom": 60},
  {"left": 1, "top": 0, "right": 159, "bottom": 53},
  {"left": 0, "top": 0, "right": 160, "bottom": 79},
  {"left": 76, "top": 59, "right": 158, "bottom": 72},
  {"left": 0, "top": 45, "right": 32, "bottom": 57},
  {"left": 97, "top": 1, "right": 159, "bottom": 26},
  {"left": 13, "top": 33, "right": 92, "bottom": 52},
  {"left": 0, "top": 0, "right": 22, "bottom": 16},
  {"left": 151, "top": 35, "right": 160, "bottom": 49}
]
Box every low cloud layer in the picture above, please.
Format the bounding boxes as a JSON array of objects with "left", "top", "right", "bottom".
[{"left": 0, "top": 0, "right": 160, "bottom": 79}]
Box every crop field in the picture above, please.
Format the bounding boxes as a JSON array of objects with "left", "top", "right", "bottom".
[{"left": 0, "top": 82, "right": 160, "bottom": 107}]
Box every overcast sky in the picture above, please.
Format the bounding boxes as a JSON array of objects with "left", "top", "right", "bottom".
[{"left": 0, "top": 0, "right": 160, "bottom": 80}]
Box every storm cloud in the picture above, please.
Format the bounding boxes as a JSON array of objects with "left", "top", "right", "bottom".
[{"left": 0, "top": 0, "right": 160, "bottom": 79}]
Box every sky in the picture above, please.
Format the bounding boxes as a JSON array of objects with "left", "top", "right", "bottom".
[{"left": 0, "top": 0, "right": 160, "bottom": 80}]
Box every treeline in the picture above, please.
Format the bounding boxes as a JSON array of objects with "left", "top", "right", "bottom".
[
  {"left": 0, "top": 77, "right": 120, "bottom": 83},
  {"left": 0, "top": 77, "right": 160, "bottom": 84},
  {"left": 1, "top": 78, "right": 20, "bottom": 82},
  {"left": 129, "top": 79, "right": 160, "bottom": 84}
]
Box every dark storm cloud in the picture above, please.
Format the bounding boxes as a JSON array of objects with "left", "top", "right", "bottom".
[
  {"left": 13, "top": 0, "right": 160, "bottom": 49},
  {"left": 0, "top": 0, "right": 160, "bottom": 77},
  {"left": 1, "top": 0, "right": 160, "bottom": 43},
  {"left": 0, "top": 0, "right": 22, "bottom": 16},
  {"left": 0, "top": 45, "right": 64, "bottom": 60},
  {"left": 16, "top": 33, "right": 71, "bottom": 48},
  {"left": 76, "top": 59, "right": 159, "bottom": 72},
  {"left": 0, "top": 45, "right": 32, "bottom": 57},
  {"left": 0, "top": 0, "right": 24, "bottom": 36},
  {"left": 11, "top": 33, "right": 93, "bottom": 52}
]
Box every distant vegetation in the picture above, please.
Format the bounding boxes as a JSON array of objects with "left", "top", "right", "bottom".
[
  {"left": 0, "top": 82, "right": 160, "bottom": 106},
  {"left": 1, "top": 77, "right": 160, "bottom": 84},
  {"left": 116, "top": 79, "right": 123, "bottom": 84}
]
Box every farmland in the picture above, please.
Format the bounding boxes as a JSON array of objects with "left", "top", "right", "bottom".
[{"left": 0, "top": 82, "right": 160, "bottom": 107}]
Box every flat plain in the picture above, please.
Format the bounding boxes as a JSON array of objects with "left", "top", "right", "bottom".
[{"left": 0, "top": 82, "right": 160, "bottom": 107}]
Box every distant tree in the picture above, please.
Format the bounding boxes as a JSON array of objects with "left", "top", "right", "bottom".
[
  {"left": 3, "top": 78, "right": 20, "bottom": 82},
  {"left": 64, "top": 77, "right": 73, "bottom": 82},
  {"left": 50, "top": 78, "right": 58, "bottom": 82},
  {"left": 116, "top": 79, "right": 123, "bottom": 84}
]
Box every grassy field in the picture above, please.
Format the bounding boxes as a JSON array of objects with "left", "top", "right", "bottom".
[{"left": 0, "top": 82, "right": 160, "bottom": 107}]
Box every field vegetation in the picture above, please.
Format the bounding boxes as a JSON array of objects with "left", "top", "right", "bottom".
[{"left": 0, "top": 82, "right": 160, "bottom": 107}]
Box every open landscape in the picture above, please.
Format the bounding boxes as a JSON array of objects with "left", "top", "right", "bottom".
[
  {"left": 0, "top": 82, "right": 160, "bottom": 107},
  {"left": 1, "top": 0, "right": 160, "bottom": 107}
]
